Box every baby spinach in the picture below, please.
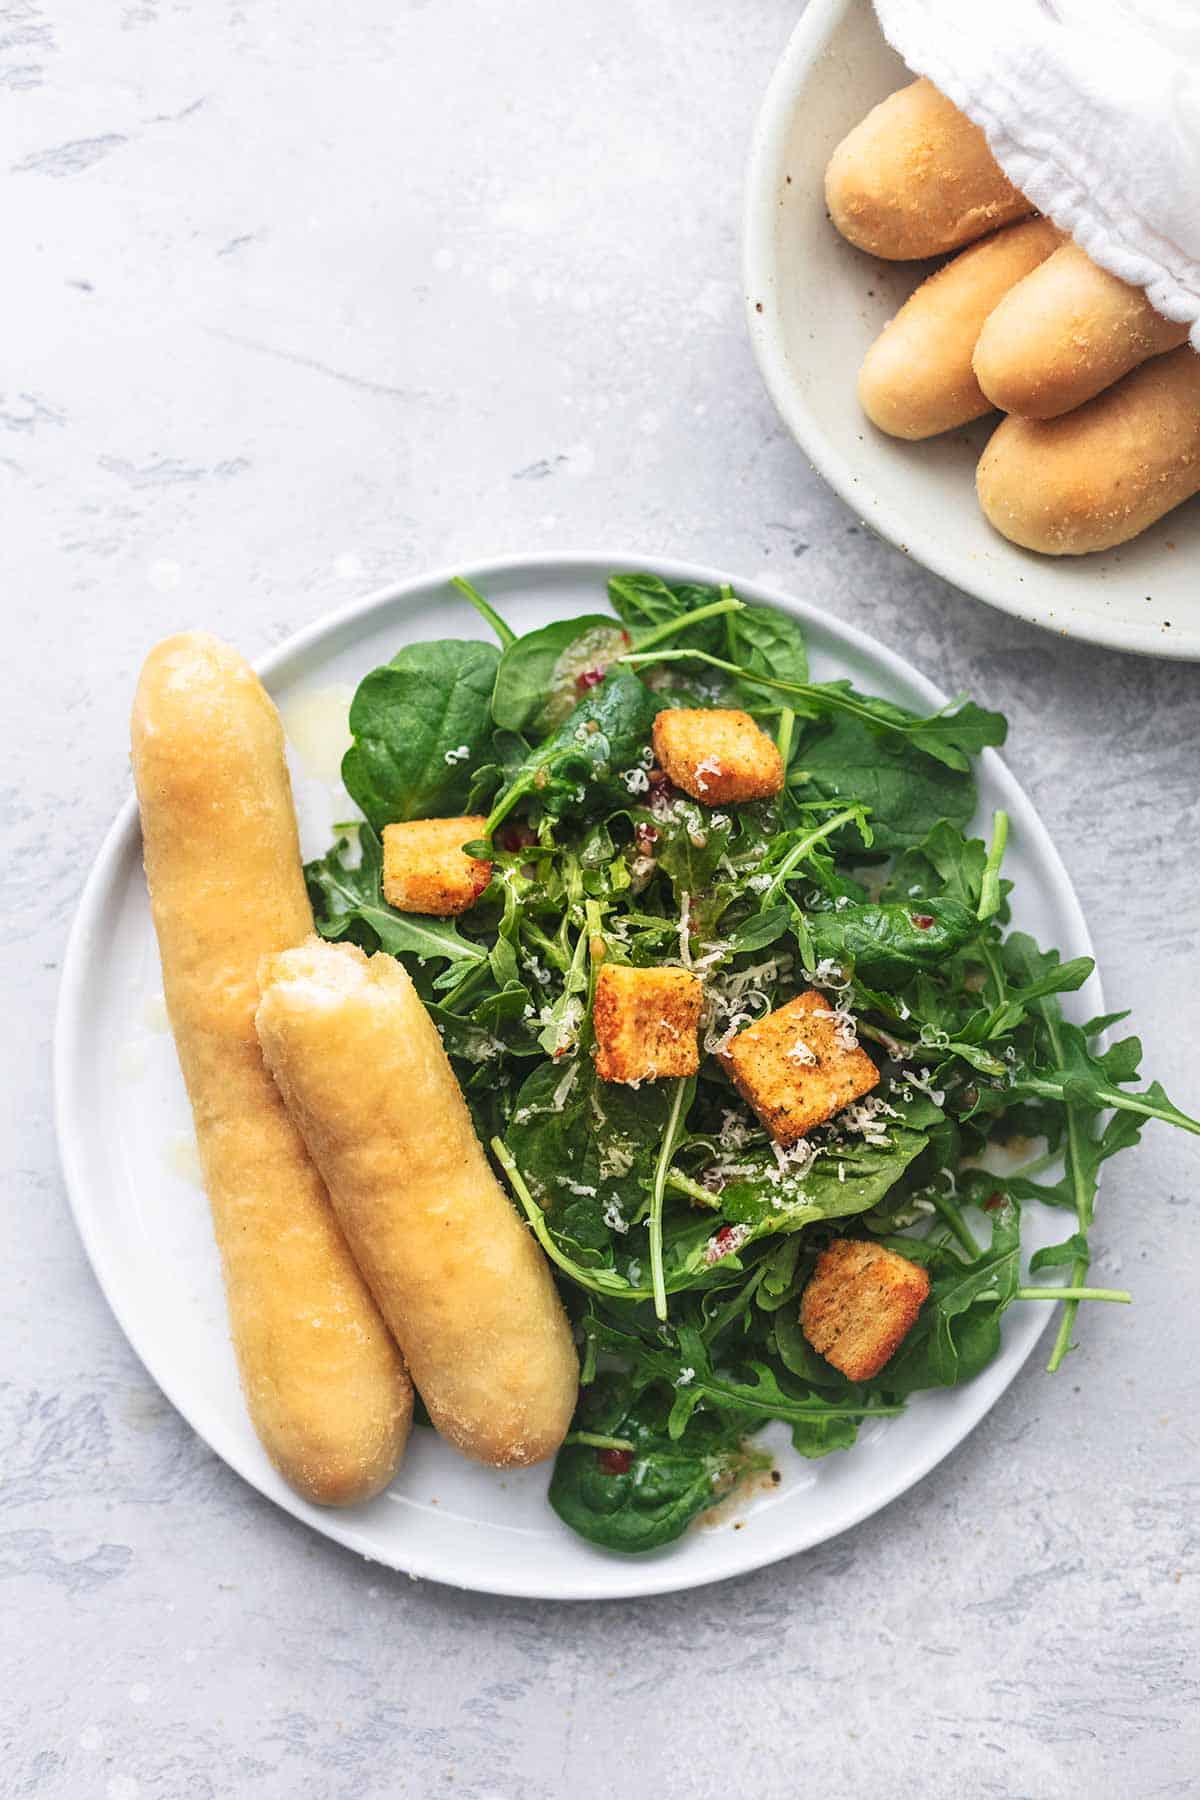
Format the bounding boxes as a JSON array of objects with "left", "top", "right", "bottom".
[
  {"left": 342, "top": 639, "right": 500, "bottom": 830},
  {"left": 803, "top": 896, "right": 978, "bottom": 986},
  {"left": 490, "top": 614, "right": 628, "bottom": 737}
]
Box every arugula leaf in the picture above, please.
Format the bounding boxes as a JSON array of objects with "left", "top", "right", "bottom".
[
  {"left": 883, "top": 1201, "right": 1023, "bottom": 1395},
  {"left": 305, "top": 826, "right": 487, "bottom": 978},
  {"left": 728, "top": 604, "right": 809, "bottom": 688},
  {"left": 342, "top": 639, "right": 499, "bottom": 830}
]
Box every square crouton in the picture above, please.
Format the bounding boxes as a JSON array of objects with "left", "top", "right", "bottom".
[
  {"left": 800, "top": 1238, "right": 930, "bottom": 1381},
  {"left": 651, "top": 708, "right": 785, "bottom": 805},
  {"left": 593, "top": 963, "right": 703, "bottom": 1084},
  {"left": 381, "top": 816, "right": 492, "bottom": 916},
  {"left": 719, "top": 988, "right": 878, "bottom": 1145}
]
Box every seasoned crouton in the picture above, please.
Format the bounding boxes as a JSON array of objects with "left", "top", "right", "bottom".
[
  {"left": 719, "top": 988, "right": 878, "bottom": 1145},
  {"left": 800, "top": 1238, "right": 930, "bottom": 1380},
  {"left": 381, "top": 816, "right": 492, "bottom": 916},
  {"left": 593, "top": 963, "right": 703, "bottom": 1084},
  {"left": 651, "top": 708, "right": 784, "bottom": 805}
]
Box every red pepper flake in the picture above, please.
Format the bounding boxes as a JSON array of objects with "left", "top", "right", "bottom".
[
  {"left": 711, "top": 1225, "right": 739, "bottom": 1255},
  {"left": 575, "top": 666, "right": 607, "bottom": 693},
  {"left": 597, "top": 1448, "right": 634, "bottom": 1476},
  {"left": 911, "top": 913, "right": 935, "bottom": 930},
  {"left": 983, "top": 1192, "right": 1005, "bottom": 1212},
  {"left": 634, "top": 822, "right": 659, "bottom": 855}
]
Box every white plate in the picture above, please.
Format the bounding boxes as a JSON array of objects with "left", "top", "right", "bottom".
[
  {"left": 56, "top": 552, "right": 1101, "bottom": 1600},
  {"left": 743, "top": 0, "right": 1200, "bottom": 660}
]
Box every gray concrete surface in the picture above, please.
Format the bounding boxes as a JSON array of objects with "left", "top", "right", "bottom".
[{"left": 5, "top": 3, "right": 1198, "bottom": 1795}]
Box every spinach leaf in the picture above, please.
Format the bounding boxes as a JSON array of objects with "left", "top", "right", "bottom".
[
  {"left": 548, "top": 1378, "right": 756, "bottom": 1554},
  {"left": 342, "top": 639, "right": 499, "bottom": 830},
  {"left": 485, "top": 667, "right": 660, "bottom": 835},
  {"left": 728, "top": 604, "right": 809, "bottom": 688},
  {"left": 795, "top": 715, "right": 977, "bottom": 853},
  {"left": 804, "top": 897, "right": 978, "bottom": 985},
  {"left": 491, "top": 615, "right": 629, "bottom": 737},
  {"left": 608, "top": 573, "right": 730, "bottom": 657}
]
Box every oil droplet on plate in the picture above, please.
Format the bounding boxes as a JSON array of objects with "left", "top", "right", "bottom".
[
  {"left": 142, "top": 992, "right": 169, "bottom": 1032},
  {"left": 280, "top": 685, "right": 355, "bottom": 786},
  {"left": 166, "top": 1132, "right": 203, "bottom": 1187}
]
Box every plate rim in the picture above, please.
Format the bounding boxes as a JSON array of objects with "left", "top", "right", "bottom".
[
  {"left": 54, "top": 548, "right": 1101, "bottom": 1600},
  {"left": 741, "top": 0, "right": 1200, "bottom": 662}
]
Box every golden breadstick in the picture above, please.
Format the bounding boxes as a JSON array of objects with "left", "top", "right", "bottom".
[
  {"left": 976, "top": 346, "right": 1200, "bottom": 554},
  {"left": 859, "top": 218, "right": 1063, "bottom": 439},
  {"left": 825, "top": 78, "right": 1032, "bottom": 261},
  {"left": 973, "top": 240, "right": 1191, "bottom": 419},
  {"left": 131, "top": 634, "right": 412, "bottom": 1505},
  {"left": 255, "top": 939, "right": 579, "bottom": 1469}
]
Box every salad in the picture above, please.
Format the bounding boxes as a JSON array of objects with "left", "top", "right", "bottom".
[{"left": 305, "top": 572, "right": 1198, "bottom": 1554}]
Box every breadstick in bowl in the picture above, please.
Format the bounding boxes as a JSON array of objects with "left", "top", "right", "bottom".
[
  {"left": 973, "top": 240, "right": 1191, "bottom": 419},
  {"left": 859, "top": 217, "right": 1063, "bottom": 439},
  {"left": 825, "top": 78, "right": 1032, "bottom": 261},
  {"left": 255, "top": 939, "right": 579, "bottom": 1468},
  {"left": 132, "top": 634, "right": 412, "bottom": 1505},
  {"left": 976, "top": 345, "right": 1200, "bottom": 554}
]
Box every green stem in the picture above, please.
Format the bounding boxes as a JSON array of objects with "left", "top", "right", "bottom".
[
  {"left": 666, "top": 1168, "right": 721, "bottom": 1209},
  {"left": 649, "top": 1079, "right": 690, "bottom": 1322},
  {"left": 978, "top": 810, "right": 1009, "bottom": 922},
  {"left": 763, "top": 806, "right": 865, "bottom": 904},
  {"left": 929, "top": 1189, "right": 981, "bottom": 1258},
  {"left": 1041, "top": 1003, "right": 1096, "bottom": 1374},
  {"left": 776, "top": 706, "right": 796, "bottom": 763},
  {"left": 453, "top": 576, "right": 517, "bottom": 648},
  {"left": 483, "top": 777, "right": 531, "bottom": 839},
  {"left": 492, "top": 1138, "right": 653, "bottom": 1301},
  {"left": 1017, "top": 1286, "right": 1131, "bottom": 1304},
  {"left": 630, "top": 594, "right": 744, "bottom": 655},
  {"left": 563, "top": 1431, "right": 636, "bottom": 1452}
]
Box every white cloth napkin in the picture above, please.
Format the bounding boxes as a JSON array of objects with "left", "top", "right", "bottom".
[{"left": 873, "top": 0, "right": 1200, "bottom": 348}]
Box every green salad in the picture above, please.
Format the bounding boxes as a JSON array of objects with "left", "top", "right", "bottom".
[{"left": 305, "top": 572, "right": 1198, "bottom": 1554}]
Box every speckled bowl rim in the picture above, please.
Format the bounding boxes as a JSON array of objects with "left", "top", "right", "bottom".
[
  {"left": 742, "top": 0, "right": 1200, "bottom": 660},
  {"left": 54, "top": 551, "right": 1099, "bottom": 1599}
]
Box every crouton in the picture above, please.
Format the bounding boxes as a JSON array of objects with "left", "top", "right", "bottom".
[
  {"left": 593, "top": 963, "right": 703, "bottom": 1083},
  {"left": 799, "top": 1238, "right": 930, "bottom": 1381},
  {"left": 651, "top": 708, "right": 784, "bottom": 805},
  {"left": 719, "top": 988, "right": 878, "bottom": 1145},
  {"left": 381, "top": 816, "right": 492, "bottom": 916}
]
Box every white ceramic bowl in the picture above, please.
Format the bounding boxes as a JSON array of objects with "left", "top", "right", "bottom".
[
  {"left": 56, "top": 552, "right": 1101, "bottom": 1600},
  {"left": 744, "top": 0, "right": 1200, "bottom": 659}
]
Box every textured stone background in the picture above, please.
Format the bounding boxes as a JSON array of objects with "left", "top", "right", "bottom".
[{"left": 6, "top": 3, "right": 1199, "bottom": 1795}]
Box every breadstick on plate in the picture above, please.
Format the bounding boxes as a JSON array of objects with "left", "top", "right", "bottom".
[
  {"left": 825, "top": 78, "right": 1032, "bottom": 261},
  {"left": 976, "top": 345, "right": 1200, "bottom": 554},
  {"left": 256, "top": 938, "right": 579, "bottom": 1469},
  {"left": 973, "top": 239, "right": 1191, "bottom": 419},
  {"left": 859, "top": 217, "right": 1063, "bottom": 439},
  {"left": 131, "top": 634, "right": 412, "bottom": 1506}
]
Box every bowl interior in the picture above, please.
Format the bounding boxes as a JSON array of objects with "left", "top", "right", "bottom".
[{"left": 744, "top": 0, "right": 1200, "bottom": 658}]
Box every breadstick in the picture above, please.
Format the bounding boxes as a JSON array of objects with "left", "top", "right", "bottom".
[
  {"left": 255, "top": 939, "right": 579, "bottom": 1469},
  {"left": 973, "top": 241, "right": 1191, "bottom": 419},
  {"left": 976, "top": 346, "right": 1200, "bottom": 554},
  {"left": 825, "top": 78, "right": 1031, "bottom": 261},
  {"left": 131, "top": 634, "right": 412, "bottom": 1505},
  {"left": 859, "top": 218, "right": 1063, "bottom": 439}
]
